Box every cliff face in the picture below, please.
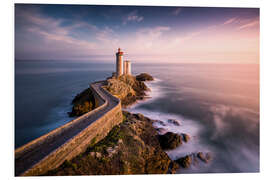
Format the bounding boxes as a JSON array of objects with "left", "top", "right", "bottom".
[{"left": 43, "top": 111, "right": 178, "bottom": 175}]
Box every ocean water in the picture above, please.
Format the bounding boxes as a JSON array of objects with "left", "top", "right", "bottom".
[
  {"left": 15, "top": 60, "right": 259, "bottom": 173},
  {"left": 15, "top": 60, "right": 113, "bottom": 148},
  {"left": 129, "top": 63, "right": 259, "bottom": 173}
]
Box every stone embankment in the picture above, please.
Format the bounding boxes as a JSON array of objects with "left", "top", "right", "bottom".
[
  {"left": 43, "top": 111, "right": 179, "bottom": 175},
  {"left": 15, "top": 81, "right": 123, "bottom": 176}
]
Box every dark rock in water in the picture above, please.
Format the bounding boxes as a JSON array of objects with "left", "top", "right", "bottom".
[
  {"left": 155, "top": 120, "right": 166, "bottom": 126},
  {"left": 175, "top": 155, "right": 193, "bottom": 168},
  {"left": 159, "top": 121, "right": 166, "bottom": 126},
  {"left": 168, "top": 161, "right": 180, "bottom": 174},
  {"left": 197, "top": 152, "right": 212, "bottom": 163},
  {"left": 175, "top": 152, "right": 212, "bottom": 169},
  {"left": 205, "top": 152, "right": 212, "bottom": 161},
  {"left": 158, "top": 132, "right": 182, "bottom": 150},
  {"left": 68, "top": 88, "right": 97, "bottom": 117},
  {"left": 155, "top": 127, "right": 167, "bottom": 135},
  {"left": 181, "top": 133, "right": 190, "bottom": 142},
  {"left": 167, "top": 119, "right": 180, "bottom": 126},
  {"left": 136, "top": 73, "right": 154, "bottom": 81}
]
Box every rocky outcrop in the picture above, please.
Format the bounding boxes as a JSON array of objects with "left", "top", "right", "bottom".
[
  {"left": 167, "top": 119, "right": 180, "bottom": 126},
  {"left": 175, "top": 152, "right": 212, "bottom": 168},
  {"left": 43, "top": 111, "right": 178, "bottom": 175},
  {"left": 156, "top": 127, "right": 167, "bottom": 135},
  {"left": 153, "top": 119, "right": 166, "bottom": 126},
  {"left": 105, "top": 78, "right": 136, "bottom": 101},
  {"left": 69, "top": 73, "right": 153, "bottom": 117},
  {"left": 197, "top": 152, "right": 212, "bottom": 163},
  {"left": 181, "top": 133, "right": 190, "bottom": 143},
  {"left": 105, "top": 75, "right": 151, "bottom": 107},
  {"left": 68, "top": 88, "right": 97, "bottom": 117},
  {"left": 136, "top": 73, "right": 154, "bottom": 81},
  {"left": 175, "top": 154, "right": 193, "bottom": 168},
  {"left": 157, "top": 132, "right": 191, "bottom": 150},
  {"left": 158, "top": 132, "right": 183, "bottom": 150}
]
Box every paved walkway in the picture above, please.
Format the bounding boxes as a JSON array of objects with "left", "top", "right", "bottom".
[{"left": 15, "top": 81, "right": 118, "bottom": 176}]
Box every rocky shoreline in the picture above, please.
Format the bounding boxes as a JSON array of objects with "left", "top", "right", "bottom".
[
  {"left": 46, "top": 73, "right": 211, "bottom": 175},
  {"left": 68, "top": 88, "right": 98, "bottom": 117},
  {"left": 105, "top": 73, "right": 152, "bottom": 108},
  {"left": 44, "top": 111, "right": 179, "bottom": 175},
  {"left": 68, "top": 73, "right": 152, "bottom": 117}
]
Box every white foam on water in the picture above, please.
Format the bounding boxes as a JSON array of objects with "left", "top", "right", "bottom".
[
  {"left": 129, "top": 108, "right": 213, "bottom": 159},
  {"left": 126, "top": 78, "right": 165, "bottom": 109},
  {"left": 127, "top": 79, "right": 214, "bottom": 172}
]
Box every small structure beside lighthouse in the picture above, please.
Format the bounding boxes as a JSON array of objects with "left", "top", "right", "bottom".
[
  {"left": 124, "top": 60, "right": 131, "bottom": 75},
  {"left": 116, "top": 48, "right": 124, "bottom": 77},
  {"left": 115, "top": 48, "right": 132, "bottom": 77}
]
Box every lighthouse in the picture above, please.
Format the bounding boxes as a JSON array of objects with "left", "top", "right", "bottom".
[{"left": 116, "top": 48, "right": 123, "bottom": 77}]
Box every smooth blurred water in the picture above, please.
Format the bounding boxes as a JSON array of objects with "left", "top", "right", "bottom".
[
  {"left": 15, "top": 60, "right": 259, "bottom": 173},
  {"left": 15, "top": 60, "right": 113, "bottom": 148},
  {"left": 129, "top": 63, "right": 259, "bottom": 173}
]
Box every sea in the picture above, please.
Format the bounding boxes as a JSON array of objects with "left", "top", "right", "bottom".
[{"left": 15, "top": 60, "right": 259, "bottom": 173}]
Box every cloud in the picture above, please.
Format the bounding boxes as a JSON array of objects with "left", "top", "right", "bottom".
[
  {"left": 25, "top": 15, "right": 96, "bottom": 49},
  {"left": 123, "top": 10, "right": 144, "bottom": 25},
  {"left": 121, "top": 26, "right": 171, "bottom": 52},
  {"left": 223, "top": 17, "right": 237, "bottom": 25},
  {"left": 223, "top": 17, "right": 259, "bottom": 31},
  {"left": 238, "top": 19, "right": 259, "bottom": 30},
  {"left": 172, "top": 8, "right": 182, "bottom": 16},
  {"left": 15, "top": 7, "right": 117, "bottom": 59},
  {"left": 15, "top": 5, "right": 259, "bottom": 63},
  {"left": 96, "top": 26, "right": 119, "bottom": 46},
  {"left": 137, "top": 26, "right": 170, "bottom": 39}
]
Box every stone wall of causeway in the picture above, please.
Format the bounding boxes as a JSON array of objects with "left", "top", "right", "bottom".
[{"left": 15, "top": 82, "right": 123, "bottom": 176}]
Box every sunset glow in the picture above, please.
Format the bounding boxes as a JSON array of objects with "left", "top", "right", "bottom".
[{"left": 15, "top": 5, "right": 259, "bottom": 63}]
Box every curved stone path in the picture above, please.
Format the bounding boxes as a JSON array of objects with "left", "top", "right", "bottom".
[{"left": 15, "top": 81, "right": 118, "bottom": 176}]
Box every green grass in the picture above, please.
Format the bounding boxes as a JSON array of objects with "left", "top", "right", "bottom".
[{"left": 87, "top": 125, "right": 125, "bottom": 154}]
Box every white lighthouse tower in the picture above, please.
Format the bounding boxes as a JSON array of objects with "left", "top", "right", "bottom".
[{"left": 116, "top": 48, "right": 123, "bottom": 77}]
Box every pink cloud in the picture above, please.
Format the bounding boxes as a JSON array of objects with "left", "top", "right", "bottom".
[
  {"left": 16, "top": 6, "right": 259, "bottom": 63},
  {"left": 238, "top": 20, "right": 259, "bottom": 30},
  {"left": 223, "top": 17, "right": 237, "bottom": 25}
]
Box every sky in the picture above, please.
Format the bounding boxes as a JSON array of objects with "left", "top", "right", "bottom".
[{"left": 15, "top": 4, "right": 259, "bottom": 63}]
